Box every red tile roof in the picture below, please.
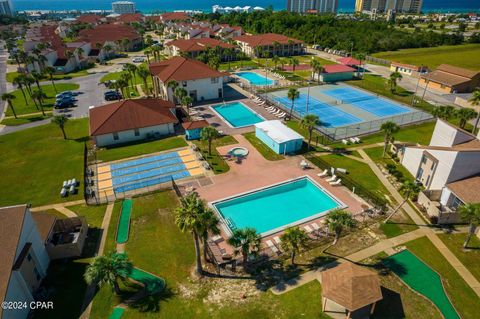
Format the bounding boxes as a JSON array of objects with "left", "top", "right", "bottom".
[
  {"left": 76, "top": 14, "right": 103, "bottom": 24},
  {"left": 323, "top": 64, "right": 356, "bottom": 74},
  {"left": 337, "top": 57, "right": 361, "bottom": 66},
  {"left": 166, "top": 38, "right": 235, "bottom": 52},
  {"left": 149, "top": 56, "right": 228, "bottom": 82},
  {"left": 160, "top": 12, "right": 191, "bottom": 22},
  {"left": 117, "top": 13, "right": 144, "bottom": 24},
  {"left": 39, "top": 25, "right": 73, "bottom": 59},
  {"left": 89, "top": 99, "right": 177, "bottom": 136},
  {"left": 78, "top": 24, "right": 141, "bottom": 47},
  {"left": 182, "top": 120, "right": 209, "bottom": 130},
  {"left": 233, "top": 33, "right": 303, "bottom": 47}
]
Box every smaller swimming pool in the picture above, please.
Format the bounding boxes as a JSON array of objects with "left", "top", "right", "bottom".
[
  {"left": 236, "top": 71, "right": 275, "bottom": 86},
  {"left": 211, "top": 102, "right": 264, "bottom": 128}
]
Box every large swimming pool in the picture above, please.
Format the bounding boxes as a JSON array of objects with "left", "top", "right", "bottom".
[
  {"left": 211, "top": 102, "right": 264, "bottom": 128},
  {"left": 236, "top": 71, "right": 275, "bottom": 86},
  {"left": 212, "top": 177, "right": 345, "bottom": 236}
]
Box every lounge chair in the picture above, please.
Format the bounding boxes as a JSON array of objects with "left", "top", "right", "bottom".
[
  {"left": 266, "top": 106, "right": 275, "bottom": 111},
  {"left": 312, "top": 223, "right": 320, "bottom": 231},
  {"left": 304, "top": 225, "right": 313, "bottom": 233},
  {"left": 273, "top": 109, "right": 283, "bottom": 116},
  {"left": 72, "top": 178, "right": 77, "bottom": 186},
  {"left": 354, "top": 137, "right": 361, "bottom": 143},
  {"left": 277, "top": 112, "right": 286, "bottom": 118},
  {"left": 329, "top": 179, "right": 342, "bottom": 186},
  {"left": 268, "top": 108, "right": 278, "bottom": 114},
  {"left": 60, "top": 188, "right": 67, "bottom": 197},
  {"left": 342, "top": 139, "right": 349, "bottom": 145},
  {"left": 274, "top": 236, "right": 282, "bottom": 245},
  {"left": 258, "top": 101, "right": 266, "bottom": 106},
  {"left": 317, "top": 169, "right": 328, "bottom": 177},
  {"left": 349, "top": 137, "right": 357, "bottom": 144},
  {"left": 326, "top": 175, "right": 337, "bottom": 182},
  {"left": 266, "top": 240, "right": 279, "bottom": 253},
  {"left": 63, "top": 180, "right": 68, "bottom": 188}
]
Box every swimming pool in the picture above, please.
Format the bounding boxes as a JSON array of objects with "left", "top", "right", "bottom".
[
  {"left": 211, "top": 176, "right": 345, "bottom": 236},
  {"left": 211, "top": 102, "right": 264, "bottom": 128},
  {"left": 236, "top": 71, "right": 275, "bottom": 86}
]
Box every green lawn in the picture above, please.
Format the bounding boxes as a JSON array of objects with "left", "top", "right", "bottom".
[
  {"left": 437, "top": 233, "right": 480, "bottom": 282},
  {"left": 329, "top": 121, "right": 435, "bottom": 148},
  {"left": 193, "top": 135, "right": 238, "bottom": 174},
  {"left": 346, "top": 74, "right": 435, "bottom": 114},
  {"left": 243, "top": 132, "right": 284, "bottom": 161},
  {"left": 286, "top": 120, "right": 327, "bottom": 152},
  {"left": 379, "top": 214, "right": 418, "bottom": 238},
  {"left": 68, "top": 203, "right": 107, "bottom": 228},
  {"left": 219, "top": 59, "right": 259, "bottom": 71},
  {"left": 404, "top": 236, "right": 480, "bottom": 319},
  {"left": 96, "top": 136, "right": 188, "bottom": 163},
  {"left": 364, "top": 146, "right": 415, "bottom": 181},
  {"left": 1, "top": 114, "right": 51, "bottom": 126},
  {"left": 373, "top": 44, "right": 480, "bottom": 70},
  {"left": 6, "top": 69, "right": 90, "bottom": 83},
  {"left": 0, "top": 118, "right": 88, "bottom": 207},
  {"left": 6, "top": 83, "right": 80, "bottom": 116}
]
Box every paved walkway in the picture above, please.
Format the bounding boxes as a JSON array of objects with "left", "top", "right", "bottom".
[{"left": 30, "top": 199, "right": 86, "bottom": 212}]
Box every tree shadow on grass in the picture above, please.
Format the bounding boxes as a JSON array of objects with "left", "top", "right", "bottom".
[
  {"left": 246, "top": 259, "right": 303, "bottom": 292},
  {"left": 128, "top": 285, "right": 175, "bottom": 313}
]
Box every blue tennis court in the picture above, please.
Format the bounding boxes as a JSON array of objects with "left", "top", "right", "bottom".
[
  {"left": 274, "top": 94, "right": 362, "bottom": 128},
  {"left": 323, "top": 87, "right": 411, "bottom": 117}
]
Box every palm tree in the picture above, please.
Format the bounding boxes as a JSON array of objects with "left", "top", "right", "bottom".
[
  {"left": 144, "top": 47, "right": 152, "bottom": 63},
  {"left": 272, "top": 55, "right": 280, "bottom": 70},
  {"left": 167, "top": 80, "right": 179, "bottom": 103},
  {"left": 44, "top": 66, "right": 57, "bottom": 92},
  {"left": 12, "top": 75, "right": 29, "bottom": 105},
  {"left": 37, "top": 55, "right": 48, "bottom": 73},
  {"left": 289, "top": 57, "right": 299, "bottom": 72},
  {"left": 432, "top": 105, "right": 455, "bottom": 121},
  {"left": 197, "top": 208, "right": 220, "bottom": 262},
  {"left": 384, "top": 180, "right": 422, "bottom": 223},
  {"left": 30, "top": 70, "right": 43, "bottom": 91},
  {"left": 310, "top": 58, "right": 322, "bottom": 82},
  {"left": 459, "top": 204, "right": 480, "bottom": 248},
  {"left": 325, "top": 209, "right": 356, "bottom": 246},
  {"left": 1, "top": 93, "right": 17, "bottom": 119},
  {"left": 301, "top": 114, "right": 320, "bottom": 150},
  {"left": 175, "top": 192, "right": 209, "bottom": 276},
  {"left": 208, "top": 56, "right": 221, "bottom": 70},
  {"left": 354, "top": 52, "right": 366, "bottom": 78},
  {"left": 388, "top": 71, "right": 403, "bottom": 93},
  {"left": 136, "top": 66, "right": 150, "bottom": 96},
  {"left": 122, "top": 38, "right": 131, "bottom": 52},
  {"left": 287, "top": 87, "right": 300, "bottom": 119},
  {"left": 174, "top": 87, "right": 187, "bottom": 103},
  {"left": 84, "top": 251, "right": 133, "bottom": 295},
  {"left": 227, "top": 227, "right": 261, "bottom": 265},
  {"left": 380, "top": 121, "right": 400, "bottom": 157},
  {"left": 31, "top": 90, "right": 47, "bottom": 116},
  {"left": 103, "top": 44, "right": 113, "bottom": 59},
  {"left": 120, "top": 73, "right": 132, "bottom": 97},
  {"left": 200, "top": 126, "right": 219, "bottom": 156},
  {"left": 456, "top": 108, "right": 477, "bottom": 129},
  {"left": 52, "top": 115, "right": 69, "bottom": 139},
  {"left": 468, "top": 89, "right": 480, "bottom": 133},
  {"left": 182, "top": 96, "right": 193, "bottom": 115},
  {"left": 280, "top": 227, "right": 309, "bottom": 265}
]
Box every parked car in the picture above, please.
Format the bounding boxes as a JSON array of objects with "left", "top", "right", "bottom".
[
  {"left": 132, "top": 57, "right": 145, "bottom": 63},
  {"left": 104, "top": 91, "right": 122, "bottom": 101},
  {"left": 56, "top": 96, "right": 76, "bottom": 103},
  {"left": 54, "top": 99, "right": 75, "bottom": 109}
]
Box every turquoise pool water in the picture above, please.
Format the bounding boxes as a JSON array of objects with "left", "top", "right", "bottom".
[
  {"left": 236, "top": 71, "right": 275, "bottom": 86},
  {"left": 211, "top": 102, "right": 264, "bottom": 128},
  {"left": 212, "top": 177, "right": 344, "bottom": 235}
]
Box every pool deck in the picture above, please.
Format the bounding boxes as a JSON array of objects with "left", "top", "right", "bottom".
[{"left": 195, "top": 134, "right": 366, "bottom": 255}]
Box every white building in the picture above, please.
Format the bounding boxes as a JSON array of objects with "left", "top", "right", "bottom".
[
  {"left": 150, "top": 56, "right": 228, "bottom": 103},
  {"left": 287, "top": 0, "right": 338, "bottom": 14},
  {"left": 0, "top": 0, "right": 12, "bottom": 16},
  {"left": 112, "top": 1, "right": 136, "bottom": 14},
  {"left": 0, "top": 205, "right": 50, "bottom": 319},
  {"left": 89, "top": 99, "right": 178, "bottom": 147},
  {"left": 397, "top": 119, "right": 480, "bottom": 223}
]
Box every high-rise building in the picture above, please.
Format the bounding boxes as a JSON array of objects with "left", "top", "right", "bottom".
[
  {"left": 355, "top": 0, "right": 422, "bottom": 13},
  {"left": 287, "top": 0, "right": 338, "bottom": 14},
  {"left": 0, "top": 0, "right": 13, "bottom": 16},
  {"left": 112, "top": 1, "right": 136, "bottom": 14}
]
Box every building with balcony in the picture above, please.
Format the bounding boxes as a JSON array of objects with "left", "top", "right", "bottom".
[
  {"left": 233, "top": 33, "right": 304, "bottom": 58},
  {"left": 112, "top": 1, "right": 136, "bottom": 14}
]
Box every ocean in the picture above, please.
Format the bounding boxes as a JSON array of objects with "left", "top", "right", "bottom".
[{"left": 10, "top": 0, "right": 480, "bottom": 13}]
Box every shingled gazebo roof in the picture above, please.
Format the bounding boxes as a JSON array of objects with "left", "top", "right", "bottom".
[{"left": 322, "top": 262, "right": 383, "bottom": 311}]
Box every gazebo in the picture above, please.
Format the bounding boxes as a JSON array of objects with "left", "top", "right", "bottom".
[{"left": 321, "top": 262, "right": 383, "bottom": 319}]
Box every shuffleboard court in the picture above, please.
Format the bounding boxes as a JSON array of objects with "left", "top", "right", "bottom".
[
  {"left": 274, "top": 94, "right": 362, "bottom": 127},
  {"left": 117, "top": 199, "right": 132, "bottom": 244},
  {"left": 108, "top": 307, "right": 125, "bottom": 319},
  {"left": 383, "top": 250, "right": 460, "bottom": 319}
]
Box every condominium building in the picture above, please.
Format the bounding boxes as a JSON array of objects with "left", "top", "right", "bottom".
[
  {"left": 287, "top": 0, "right": 338, "bottom": 13},
  {"left": 355, "top": 0, "right": 423, "bottom": 13},
  {"left": 112, "top": 1, "right": 136, "bottom": 14},
  {"left": 0, "top": 0, "right": 12, "bottom": 16}
]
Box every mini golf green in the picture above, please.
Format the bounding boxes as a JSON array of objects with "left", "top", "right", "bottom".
[
  {"left": 130, "top": 267, "right": 166, "bottom": 295},
  {"left": 116, "top": 199, "right": 132, "bottom": 244},
  {"left": 383, "top": 250, "right": 460, "bottom": 319},
  {"left": 108, "top": 307, "right": 125, "bottom": 319}
]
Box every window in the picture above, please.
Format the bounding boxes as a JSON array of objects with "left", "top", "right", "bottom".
[
  {"left": 431, "top": 162, "right": 436, "bottom": 170},
  {"left": 134, "top": 129, "right": 140, "bottom": 136},
  {"left": 113, "top": 132, "right": 119, "bottom": 140},
  {"left": 421, "top": 155, "right": 427, "bottom": 164},
  {"left": 425, "top": 175, "right": 430, "bottom": 187},
  {"left": 182, "top": 81, "right": 187, "bottom": 87},
  {"left": 416, "top": 168, "right": 424, "bottom": 180},
  {"left": 211, "top": 77, "right": 219, "bottom": 84},
  {"left": 451, "top": 196, "right": 463, "bottom": 209}
]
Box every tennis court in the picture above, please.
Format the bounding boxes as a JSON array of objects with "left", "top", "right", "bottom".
[
  {"left": 323, "top": 87, "right": 411, "bottom": 117},
  {"left": 383, "top": 250, "right": 460, "bottom": 319},
  {"left": 96, "top": 148, "right": 203, "bottom": 199},
  {"left": 274, "top": 94, "right": 362, "bottom": 127}
]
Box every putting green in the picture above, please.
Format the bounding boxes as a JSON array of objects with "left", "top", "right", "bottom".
[
  {"left": 383, "top": 250, "right": 460, "bottom": 319},
  {"left": 130, "top": 268, "right": 166, "bottom": 295},
  {"left": 108, "top": 307, "right": 125, "bottom": 319},
  {"left": 116, "top": 199, "right": 132, "bottom": 244}
]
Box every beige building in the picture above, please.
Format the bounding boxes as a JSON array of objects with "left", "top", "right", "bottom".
[
  {"left": 355, "top": 0, "right": 423, "bottom": 13},
  {"left": 390, "top": 62, "right": 428, "bottom": 77},
  {"left": 420, "top": 64, "right": 480, "bottom": 94},
  {"left": 233, "top": 33, "right": 304, "bottom": 57}
]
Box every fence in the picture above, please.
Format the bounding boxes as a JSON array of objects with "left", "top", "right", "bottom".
[
  {"left": 306, "top": 155, "right": 389, "bottom": 209},
  {"left": 366, "top": 55, "right": 391, "bottom": 66}
]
